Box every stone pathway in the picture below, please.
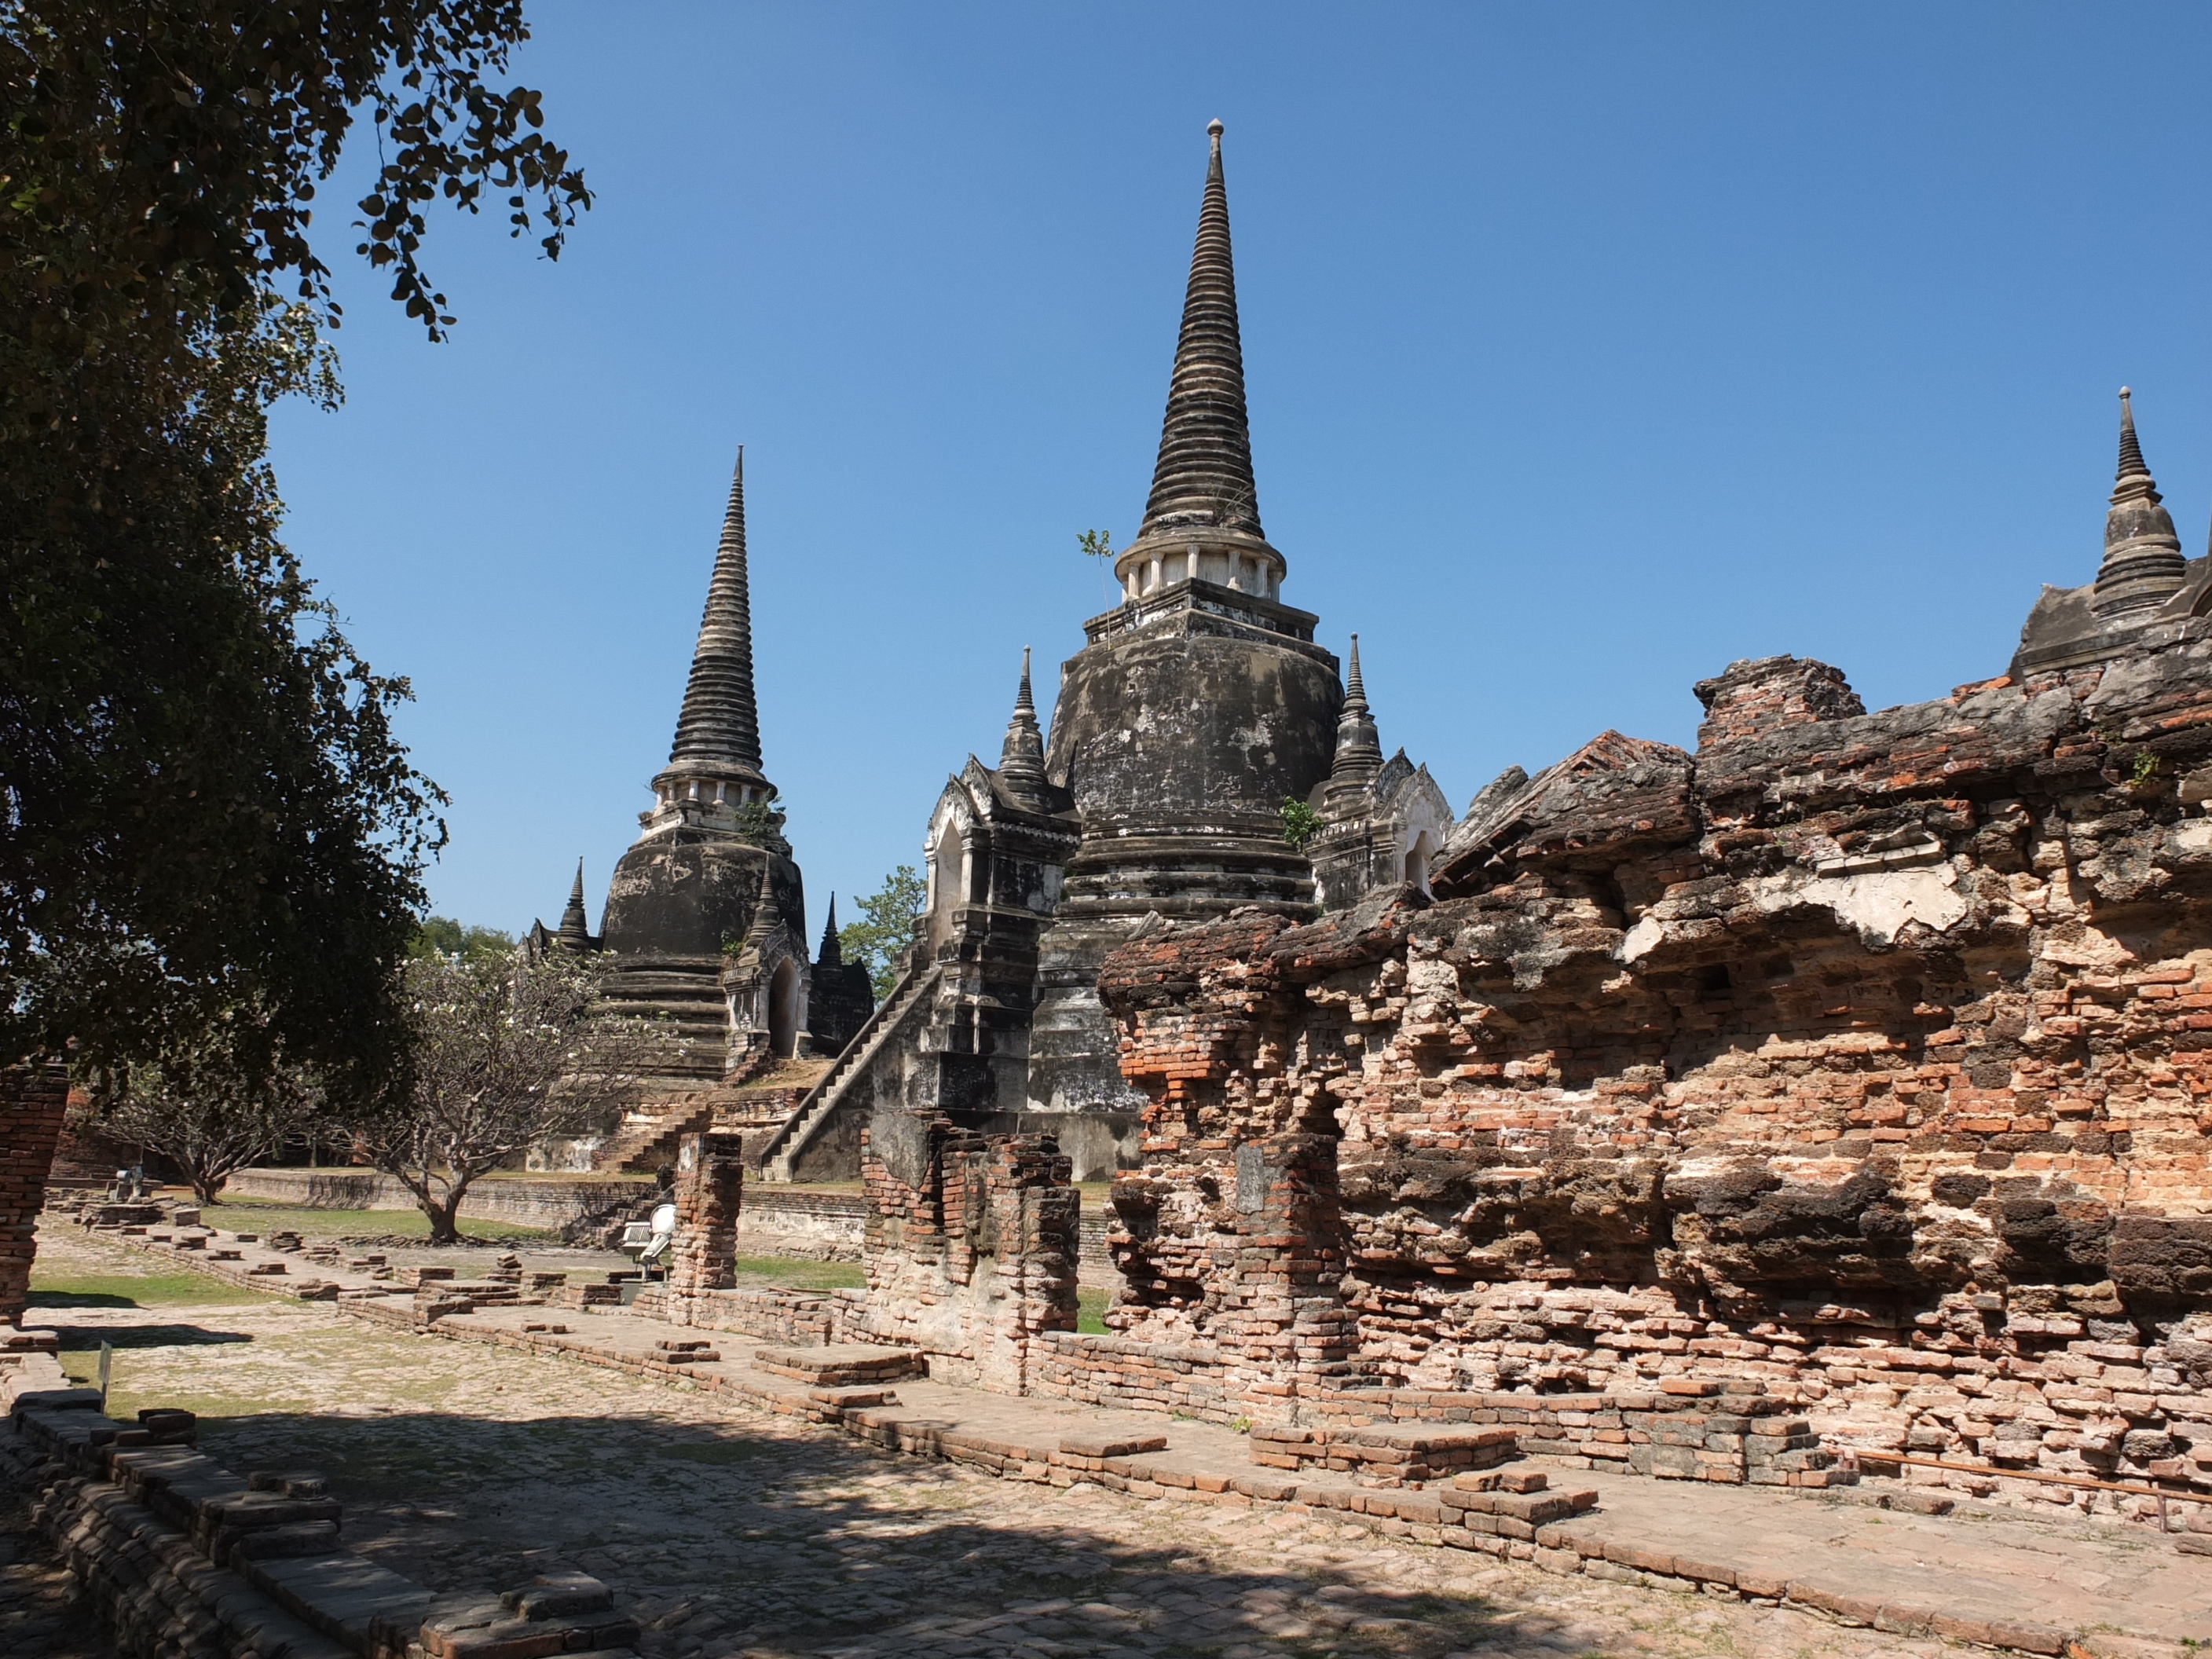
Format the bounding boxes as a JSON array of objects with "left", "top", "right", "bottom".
[{"left": 13, "top": 1225, "right": 2211, "bottom": 1659}]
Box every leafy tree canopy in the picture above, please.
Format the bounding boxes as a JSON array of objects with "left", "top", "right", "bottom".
[
  {"left": 408, "top": 916, "right": 515, "bottom": 961},
  {"left": 1, "top": 3, "right": 590, "bottom": 1089},
  {"left": 79, "top": 1001, "right": 323, "bottom": 1204},
  {"left": 839, "top": 864, "right": 925, "bottom": 1002}
]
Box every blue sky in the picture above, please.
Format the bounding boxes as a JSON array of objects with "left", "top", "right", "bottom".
[{"left": 269, "top": 2, "right": 2212, "bottom": 940}]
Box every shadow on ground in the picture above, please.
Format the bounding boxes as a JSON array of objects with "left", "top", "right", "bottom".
[
  {"left": 185, "top": 1404, "right": 1579, "bottom": 1657},
  {"left": 53, "top": 1324, "right": 255, "bottom": 1352}
]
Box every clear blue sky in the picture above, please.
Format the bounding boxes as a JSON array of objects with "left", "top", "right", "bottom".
[{"left": 268, "top": 2, "right": 2212, "bottom": 940}]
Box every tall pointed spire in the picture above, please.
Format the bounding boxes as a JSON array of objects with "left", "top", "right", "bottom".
[
  {"left": 1327, "top": 633, "right": 1383, "bottom": 792},
  {"left": 818, "top": 894, "right": 843, "bottom": 966},
  {"left": 1140, "top": 120, "right": 1262, "bottom": 542},
  {"left": 2093, "top": 387, "right": 2187, "bottom": 618},
  {"left": 665, "top": 447, "right": 768, "bottom": 787},
  {"left": 557, "top": 858, "right": 591, "bottom": 948},
  {"left": 998, "top": 646, "right": 1051, "bottom": 804}
]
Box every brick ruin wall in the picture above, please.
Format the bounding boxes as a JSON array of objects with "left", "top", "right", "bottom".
[
  {"left": 1081, "top": 644, "right": 2212, "bottom": 1522},
  {"left": 3, "top": 1066, "right": 69, "bottom": 1328},
  {"left": 835, "top": 1123, "right": 1078, "bottom": 1392}
]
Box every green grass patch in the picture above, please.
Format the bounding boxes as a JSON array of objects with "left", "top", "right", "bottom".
[
  {"left": 202, "top": 1199, "right": 550, "bottom": 1241},
  {"left": 1076, "top": 1287, "right": 1109, "bottom": 1335},
  {"left": 28, "top": 1269, "right": 263, "bottom": 1308},
  {"left": 729, "top": 1255, "right": 864, "bottom": 1291}
]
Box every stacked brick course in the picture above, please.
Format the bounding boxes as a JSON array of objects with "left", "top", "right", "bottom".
[
  {"left": 1078, "top": 637, "right": 2212, "bottom": 1525},
  {"left": 665, "top": 1130, "right": 745, "bottom": 1319},
  {"left": 2, "top": 1064, "right": 68, "bottom": 1327},
  {"left": 842, "top": 1122, "right": 1077, "bottom": 1390}
]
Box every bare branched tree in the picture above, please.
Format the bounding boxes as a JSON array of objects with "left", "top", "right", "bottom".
[
  {"left": 349, "top": 950, "right": 658, "bottom": 1244},
  {"left": 82, "top": 1013, "right": 321, "bottom": 1205}
]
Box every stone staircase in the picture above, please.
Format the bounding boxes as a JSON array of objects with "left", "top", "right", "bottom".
[
  {"left": 756, "top": 964, "right": 939, "bottom": 1182},
  {"left": 593, "top": 1096, "right": 718, "bottom": 1174},
  {"left": 591, "top": 1041, "right": 801, "bottom": 1174}
]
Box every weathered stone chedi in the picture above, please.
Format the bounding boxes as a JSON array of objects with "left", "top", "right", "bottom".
[
  {"left": 1090, "top": 409, "right": 2212, "bottom": 1495},
  {"left": 766, "top": 122, "right": 1440, "bottom": 1182},
  {"left": 528, "top": 450, "right": 870, "bottom": 1084}
]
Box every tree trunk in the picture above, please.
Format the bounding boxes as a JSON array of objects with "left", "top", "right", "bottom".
[
  {"left": 424, "top": 1192, "right": 463, "bottom": 1246},
  {"left": 193, "top": 1176, "right": 222, "bottom": 1205}
]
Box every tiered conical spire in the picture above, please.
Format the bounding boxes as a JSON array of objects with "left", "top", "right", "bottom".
[
  {"left": 2093, "top": 387, "right": 2187, "bottom": 618},
  {"left": 665, "top": 448, "right": 768, "bottom": 783},
  {"left": 1327, "top": 634, "right": 1383, "bottom": 792},
  {"left": 998, "top": 646, "right": 1050, "bottom": 804},
  {"left": 742, "top": 864, "right": 783, "bottom": 946},
  {"left": 1138, "top": 120, "right": 1262, "bottom": 541},
  {"left": 557, "top": 859, "right": 591, "bottom": 947},
  {"left": 818, "top": 895, "right": 843, "bottom": 966}
]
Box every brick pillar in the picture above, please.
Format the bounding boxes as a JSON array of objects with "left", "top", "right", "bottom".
[
  {"left": 1, "top": 1065, "right": 70, "bottom": 1328},
  {"left": 982, "top": 1134, "right": 1079, "bottom": 1393},
  {"left": 1220, "top": 1133, "right": 1353, "bottom": 1388},
  {"left": 667, "top": 1131, "right": 745, "bottom": 1322}
]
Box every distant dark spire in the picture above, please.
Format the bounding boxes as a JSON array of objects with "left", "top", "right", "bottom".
[
  {"left": 1328, "top": 633, "right": 1383, "bottom": 789},
  {"left": 818, "top": 894, "right": 843, "bottom": 966},
  {"left": 666, "top": 447, "right": 768, "bottom": 782},
  {"left": 1138, "top": 120, "right": 1262, "bottom": 542},
  {"left": 998, "top": 646, "right": 1050, "bottom": 804},
  {"left": 2093, "top": 387, "right": 2187, "bottom": 617},
  {"left": 557, "top": 859, "right": 591, "bottom": 948}
]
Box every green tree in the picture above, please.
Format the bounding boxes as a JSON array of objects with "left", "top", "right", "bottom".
[
  {"left": 408, "top": 917, "right": 516, "bottom": 961},
  {"left": 1, "top": 4, "right": 590, "bottom": 1088},
  {"left": 79, "top": 1005, "right": 321, "bottom": 1205},
  {"left": 839, "top": 864, "right": 926, "bottom": 1001}
]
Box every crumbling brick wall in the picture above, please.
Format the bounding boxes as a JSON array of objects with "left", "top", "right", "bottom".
[
  {"left": 846, "top": 1119, "right": 1076, "bottom": 1392},
  {"left": 666, "top": 1131, "right": 745, "bottom": 1323},
  {"left": 1090, "top": 643, "right": 2212, "bottom": 1522},
  {"left": 2, "top": 1065, "right": 69, "bottom": 1328}
]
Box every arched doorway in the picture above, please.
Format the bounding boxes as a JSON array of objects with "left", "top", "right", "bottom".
[{"left": 769, "top": 959, "right": 800, "bottom": 1058}]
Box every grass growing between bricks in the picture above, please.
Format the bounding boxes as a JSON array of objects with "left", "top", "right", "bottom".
[
  {"left": 729, "top": 1254, "right": 863, "bottom": 1291},
  {"left": 29, "top": 1261, "right": 266, "bottom": 1307}
]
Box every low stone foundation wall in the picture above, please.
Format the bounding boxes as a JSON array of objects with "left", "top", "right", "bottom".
[
  {"left": 683, "top": 1287, "right": 839, "bottom": 1347},
  {"left": 221, "top": 1166, "right": 654, "bottom": 1233},
  {"left": 218, "top": 1167, "right": 1114, "bottom": 1265},
  {"left": 3, "top": 1375, "right": 641, "bottom": 1659}
]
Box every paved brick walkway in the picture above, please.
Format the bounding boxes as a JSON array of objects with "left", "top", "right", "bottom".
[{"left": 16, "top": 1222, "right": 2212, "bottom": 1659}]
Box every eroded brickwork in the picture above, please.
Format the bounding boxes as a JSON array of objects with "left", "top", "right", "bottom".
[
  {"left": 1090, "top": 645, "right": 2212, "bottom": 1522},
  {"left": 2, "top": 1065, "right": 68, "bottom": 1328},
  {"left": 844, "top": 1122, "right": 1077, "bottom": 1390},
  {"left": 667, "top": 1131, "right": 745, "bottom": 1317}
]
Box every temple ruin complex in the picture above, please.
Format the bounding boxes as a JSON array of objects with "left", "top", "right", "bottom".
[{"left": 8, "top": 124, "right": 2212, "bottom": 1659}]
